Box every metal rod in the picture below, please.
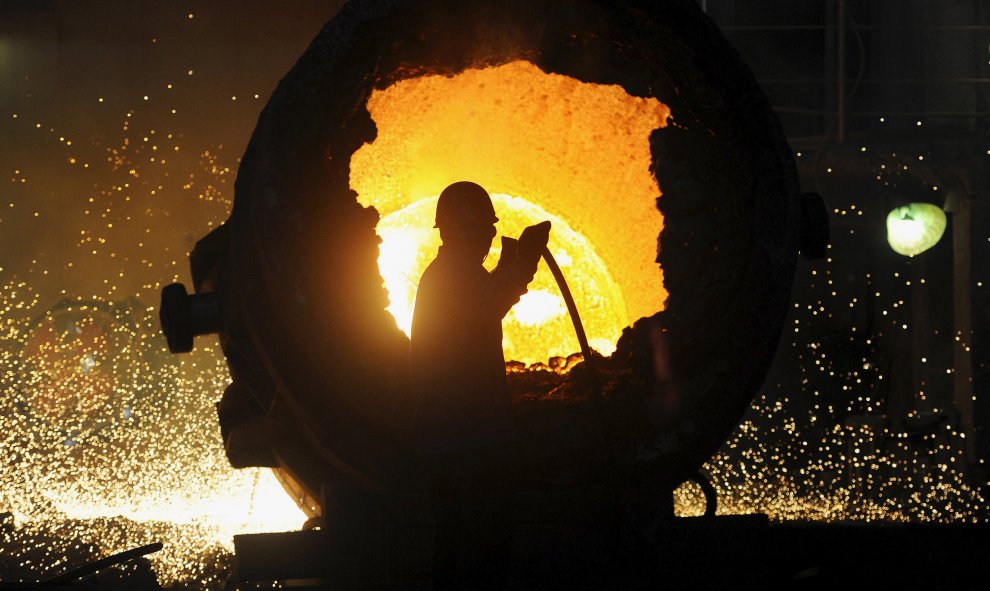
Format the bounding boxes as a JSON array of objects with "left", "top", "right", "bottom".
[
  {"left": 539, "top": 246, "right": 621, "bottom": 575},
  {"left": 540, "top": 247, "right": 603, "bottom": 408},
  {"left": 44, "top": 542, "right": 164, "bottom": 585},
  {"left": 540, "top": 246, "right": 617, "bottom": 469}
]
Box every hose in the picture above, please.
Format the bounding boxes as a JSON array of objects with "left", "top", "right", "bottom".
[
  {"left": 540, "top": 246, "right": 613, "bottom": 458},
  {"left": 539, "top": 246, "right": 603, "bottom": 406},
  {"left": 541, "top": 248, "right": 723, "bottom": 521},
  {"left": 541, "top": 246, "right": 621, "bottom": 581}
]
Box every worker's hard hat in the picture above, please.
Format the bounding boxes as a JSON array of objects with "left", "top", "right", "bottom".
[{"left": 434, "top": 181, "right": 498, "bottom": 229}]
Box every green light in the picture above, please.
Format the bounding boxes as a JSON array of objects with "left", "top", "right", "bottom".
[{"left": 886, "top": 203, "right": 946, "bottom": 256}]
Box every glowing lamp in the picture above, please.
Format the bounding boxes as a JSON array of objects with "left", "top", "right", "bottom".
[{"left": 886, "top": 203, "right": 946, "bottom": 256}]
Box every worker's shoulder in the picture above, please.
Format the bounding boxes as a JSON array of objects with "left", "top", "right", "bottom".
[
  {"left": 414, "top": 258, "right": 460, "bottom": 300},
  {"left": 416, "top": 257, "right": 446, "bottom": 286}
]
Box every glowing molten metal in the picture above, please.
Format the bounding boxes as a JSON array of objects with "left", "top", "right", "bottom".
[{"left": 351, "top": 61, "right": 671, "bottom": 363}]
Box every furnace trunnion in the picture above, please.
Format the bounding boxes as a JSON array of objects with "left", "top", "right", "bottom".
[{"left": 160, "top": 0, "right": 826, "bottom": 585}]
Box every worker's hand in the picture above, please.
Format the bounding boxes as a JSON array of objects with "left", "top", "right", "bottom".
[
  {"left": 498, "top": 236, "right": 519, "bottom": 267},
  {"left": 519, "top": 221, "right": 551, "bottom": 254},
  {"left": 517, "top": 221, "right": 551, "bottom": 278}
]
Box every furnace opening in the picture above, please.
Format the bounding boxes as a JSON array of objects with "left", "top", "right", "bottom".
[{"left": 350, "top": 60, "right": 670, "bottom": 364}]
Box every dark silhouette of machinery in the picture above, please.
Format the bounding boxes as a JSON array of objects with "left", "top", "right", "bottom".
[{"left": 159, "top": 0, "right": 829, "bottom": 586}]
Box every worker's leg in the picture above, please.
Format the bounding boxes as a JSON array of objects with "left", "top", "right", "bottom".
[
  {"left": 456, "top": 447, "right": 513, "bottom": 591},
  {"left": 427, "top": 464, "right": 464, "bottom": 591}
]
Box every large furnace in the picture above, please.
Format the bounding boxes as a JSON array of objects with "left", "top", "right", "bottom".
[{"left": 160, "top": 0, "right": 827, "bottom": 585}]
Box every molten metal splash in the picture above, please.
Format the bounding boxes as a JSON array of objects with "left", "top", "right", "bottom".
[{"left": 0, "top": 296, "right": 305, "bottom": 584}]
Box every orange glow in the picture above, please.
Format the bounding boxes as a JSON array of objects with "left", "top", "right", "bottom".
[{"left": 351, "top": 61, "right": 670, "bottom": 363}]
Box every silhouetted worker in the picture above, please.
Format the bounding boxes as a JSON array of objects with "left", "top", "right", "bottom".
[{"left": 410, "top": 181, "right": 550, "bottom": 591}]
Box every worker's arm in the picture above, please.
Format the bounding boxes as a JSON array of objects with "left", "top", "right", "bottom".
[
  {"left": 489, "top": 221, "right": 551, "bottom": 317},
  {"left": 516, "top": 221, "right": 551, "bottom": 276}
]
